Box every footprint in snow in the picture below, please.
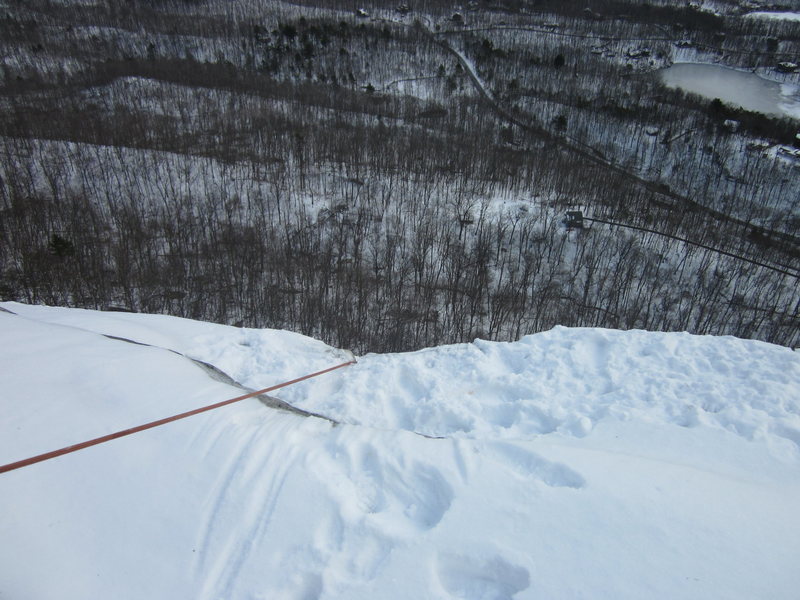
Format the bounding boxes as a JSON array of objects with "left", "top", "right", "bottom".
[
  {"left": 361, "top": 455, "right": 453, "bottom": 530},
  {"left": 435, "top": 552, "right": 530, "bottom": 600},
  {"left": 487, "top": 442, "right": 586, "bottom": 489},
  {"left": 325, "top": 440, "right": 455, "bottom": 532}
]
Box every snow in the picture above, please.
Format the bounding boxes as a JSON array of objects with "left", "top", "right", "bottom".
[
  {"left": 0, "top": 301, "right": 351, "bottom": 387},
  {"left": 2, "top": 302, "right": 800, "bottom": 599},
  {"left": 745, "top": 11, "right": 800, "bottom": 22}
]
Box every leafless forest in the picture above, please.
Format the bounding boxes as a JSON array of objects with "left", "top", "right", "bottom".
[{"left": 1, "top": 0, "right": 799, "bottom": 351}]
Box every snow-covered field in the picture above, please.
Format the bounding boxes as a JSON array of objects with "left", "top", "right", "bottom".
[{"left": 1, "top": 302, "right": 799, "bottom": 599}]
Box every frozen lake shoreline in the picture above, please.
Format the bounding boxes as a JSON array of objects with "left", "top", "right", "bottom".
[{"left": 660, "top": 62, "right": 800, "bottom": 118}]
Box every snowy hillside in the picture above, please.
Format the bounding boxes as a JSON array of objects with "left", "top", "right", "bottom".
[{"left": 1, "top": 302, "right": 799, "bottom": 599}]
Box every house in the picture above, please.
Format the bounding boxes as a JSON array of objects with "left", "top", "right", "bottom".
[
  {"left": 626, "top": 48, "right": 651, "bottom": 59},
  {"left": 565, "top": 211, "right": 584, "bottom": 229}
]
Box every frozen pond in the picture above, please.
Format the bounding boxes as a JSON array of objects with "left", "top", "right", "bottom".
[
  {"left": 745, "top": 12, "right": 800, "bottom": 22},
  {"left": 659, "top": 63, "right": 800, "bottom": 119}
]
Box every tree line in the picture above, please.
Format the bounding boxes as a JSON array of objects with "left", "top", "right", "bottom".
[{"left": 0, "top": 0, "right": 797, "bottom": 351}]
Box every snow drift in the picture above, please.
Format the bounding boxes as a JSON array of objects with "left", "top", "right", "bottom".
[{"left": 1, "top": 302, "right": 799, "bottom": 599}]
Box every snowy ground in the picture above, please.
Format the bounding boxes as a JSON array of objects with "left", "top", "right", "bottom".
[{"left": 1, "top": 302, "right": 799, "bottom": 599}]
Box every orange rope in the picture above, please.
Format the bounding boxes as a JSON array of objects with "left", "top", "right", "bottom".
[{"left": 0, "top": 360, "right": 355, "bottom": 474}]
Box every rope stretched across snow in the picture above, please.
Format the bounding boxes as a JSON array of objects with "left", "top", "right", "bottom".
[{"left": 0, "top": 359, "right": 356, "bottom": 475}]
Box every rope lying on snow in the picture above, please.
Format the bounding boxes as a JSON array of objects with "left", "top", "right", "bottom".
[{"left": 0, "top": 360, "right": 356, "bottom": 475}]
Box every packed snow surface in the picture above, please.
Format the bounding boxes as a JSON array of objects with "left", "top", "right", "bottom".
[{"left": 1, "top": 302, "right": 799, "bottom": 599}]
